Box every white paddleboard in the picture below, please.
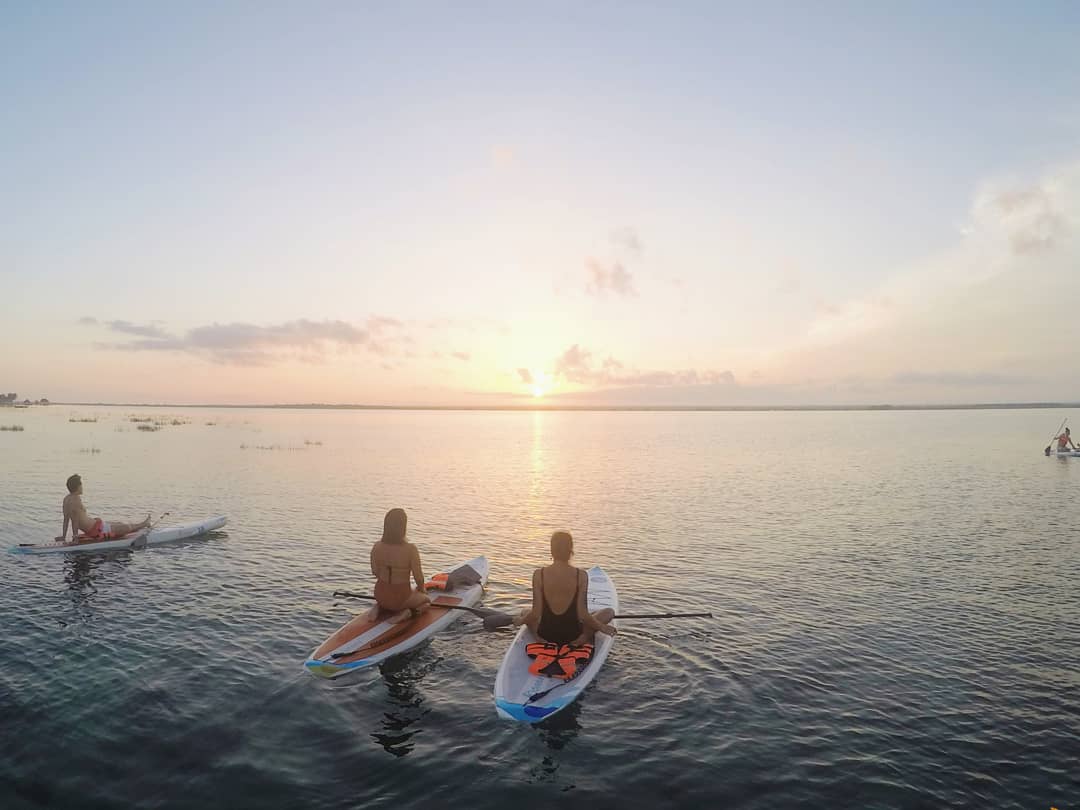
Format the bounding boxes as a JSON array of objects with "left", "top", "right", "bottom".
[
  {"left": 304, "top": 556, "right": 489, "bottom": 679},
  {"left": 494, "top": 565, "right": 618, "bottom": 723},
  {"left": 11, "top": 516, "right": 227, "bottom": 555}
]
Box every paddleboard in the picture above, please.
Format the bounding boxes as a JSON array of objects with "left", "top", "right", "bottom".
[
  {"left": 304, "top": 556, "right": 489, "bottom": 679},
  {"left": 1049, "top": 450, "right": 1080, "bottom": 457},
  {"left": 10, "top": 516, "right": 227, "bottom": 555},
  {"left": 493, "top": 565, "right": 618, "bottom": 723}
]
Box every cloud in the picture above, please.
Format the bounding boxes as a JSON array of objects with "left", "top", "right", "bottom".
[
  {"left": 516, "top": 368, "right": 534, "bottom": 384},
  {"left": 78, "top": 316, "right": 98, "bottom": 325},
  {"left": 106, "top": 320, "right": 171, "bottom": 339},
  {"left": 892, "top": 371, "right": 1029, "bottom": 387},
  {"left": 585, "top": 258, "right": 636, "bottom": 297},
  {"left": 550, "top": 344, "right": 734, "bottom": 389},
  {"left": 970, "top": 181, "right": 1072, "bottom": 255},
  {"left": 451, "top": 351, "right": 470, "bottom": 362},
  {"left": 93, "top": 317, "right": 409, "bottom": 366},
  {"left": 610, "top": 227, "right": 642, "bottom": 255},
  {"left": 424, "top": 316, "right": 511, "bottom": 336}
]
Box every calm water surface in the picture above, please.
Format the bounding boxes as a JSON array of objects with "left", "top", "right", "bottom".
[{"left": 0, "top": 406, "right": 1077, "bottom": 809}]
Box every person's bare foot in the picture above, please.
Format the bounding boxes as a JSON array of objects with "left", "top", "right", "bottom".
[
  {"left": 387, "top": 609, "right": 412, "bottom": 624},
  {"left": 362, "top": 605, "right": 382, "bottom": 623}
]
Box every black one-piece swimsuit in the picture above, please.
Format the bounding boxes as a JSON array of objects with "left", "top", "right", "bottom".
[{"left": 536, "top": 569, "right": 582, "bottom": 644}]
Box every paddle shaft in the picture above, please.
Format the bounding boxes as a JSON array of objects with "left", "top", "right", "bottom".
[
  {"left": 333, "top": 592, "right": 713, "bottom": 626},
  {"left": 332, "top": 590, "right": 496, "bottom": 619},
  {"left": 612, "top": 612, "right": 713, "bottom": 619},
  {"left": 1046, "top": 417, "right": 1068, "bottom": 452}
]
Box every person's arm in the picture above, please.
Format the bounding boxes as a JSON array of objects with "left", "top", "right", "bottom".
[
  {"left": 57, "top": 513, "right": 70, "bottom": 542},
  {"left": 410, "top": 544, "right": 427, "bottom": 592},
  {"left": 370, "top": 545, "right": 378, "bottom": 577},
  {"left": 578, "top": 572, "right": 616, "bottom": 636},
  {"left": 513, "top": 569, "right": 542, "bottom": 627}
]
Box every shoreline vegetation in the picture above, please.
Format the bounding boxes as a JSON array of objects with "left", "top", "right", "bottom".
[{"left": 47, "top": 401, "right": 1080, "bottom": 413}]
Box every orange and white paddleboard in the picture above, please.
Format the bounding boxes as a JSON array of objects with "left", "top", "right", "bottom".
[{"left": 304, "top": 556, "right": 488, "bottom": 678}]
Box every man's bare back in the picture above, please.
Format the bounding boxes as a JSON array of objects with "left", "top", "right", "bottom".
[
  {"left": 59, "top": 474, "right": 150, "bottom": 542},
  {"left": 62, "top": 492, "right": 95, "bottom": 536}
]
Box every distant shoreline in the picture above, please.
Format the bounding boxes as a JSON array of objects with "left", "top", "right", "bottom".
[{"left": 45, "top": 401, "right": 1080, "bottom": 413}]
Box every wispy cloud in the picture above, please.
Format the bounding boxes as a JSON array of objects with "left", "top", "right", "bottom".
[
  {"left": 892, "top": 370, "right": 1029, "bottom": 386},
  {"left": 585, "top": 258, "right": 636, "bottom": 297},
  {"left": 106, "top": 320, "right": 171, "bottom": 339},
  {"left": 451, "top": 351, "right": 470, "bottom": 362},
  {"left": 970, "top": 179, "right": 1072, "bottom": 255},
  {"left": 610, "top": 227, "right": 643, "bottom": 256},
  {"left": 551, "top": 344, "right": 734, "bottom": 388},
  {"left": 517, "top": 368, "right": 534, "bottom": 384},
  {"left": 89, "top": 317, "right": 409, "bottom": 366},
  {"left": 78, "top": 316, "right": 98, "bottom": 325}
]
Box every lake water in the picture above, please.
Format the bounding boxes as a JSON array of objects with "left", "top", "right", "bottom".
[{"left": 1, "top": 405, "right": 1077, "bottom": 809}]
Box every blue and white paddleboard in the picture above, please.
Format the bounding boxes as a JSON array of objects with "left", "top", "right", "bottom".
[
  {"left": 11, "top": 516, "right": 227, "bottom": 554},
  {"left": 494, "top": 565, "right": 618, "bottom": 723}
]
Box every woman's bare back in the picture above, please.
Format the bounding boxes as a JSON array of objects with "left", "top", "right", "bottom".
[
  {"left": 540, "top": 563, "right": 583, "bottom": 614},
  {"left": 371, "top": 541, "right": 418, "bottom": 585}
]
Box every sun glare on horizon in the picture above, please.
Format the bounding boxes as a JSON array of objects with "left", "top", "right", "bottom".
[{"left": 530, "top": 370, "right": 548, "bottom": 398}]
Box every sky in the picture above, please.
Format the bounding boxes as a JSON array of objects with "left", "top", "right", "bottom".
[{"left": 3, "top": 2, "right": 1080, "bottom": 406}]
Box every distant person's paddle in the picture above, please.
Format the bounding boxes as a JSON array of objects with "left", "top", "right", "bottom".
[
  {"left": 333, "top": 591, "right": 712, "bottom": 630},
  {"left": 1045, "top": 417, "right": 1068, "bottom": 455}
]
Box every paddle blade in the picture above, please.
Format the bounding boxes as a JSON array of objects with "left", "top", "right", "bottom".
[{"left": 483, "top": 613, "right": 515, "bottom": 630}]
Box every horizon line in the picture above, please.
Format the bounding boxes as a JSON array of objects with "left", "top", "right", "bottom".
[{"left": 37, "top": 400, "right": 1080, "bottom": 413}]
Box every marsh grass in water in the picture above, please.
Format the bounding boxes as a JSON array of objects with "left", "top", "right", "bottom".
[
  {"left": 239, "top": 443, "right": 306, "bottom": 451},
  {"left": 79, "top": 447, "right": 102, "bottom": 454},
  {"left": 69, "top": 417, "right": 98, "bottom": 423},
  {"left": 137, "top": 424, "right": 161, "bottom": 432},
  {"left": 0, "top": 424, "right": 24, "bottom": 431}
]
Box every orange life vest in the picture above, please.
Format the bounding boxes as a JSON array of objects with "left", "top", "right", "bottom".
[
  {"left": 425, "top": 572, "right": 450, "bottom": 590},
  {"left": 525, "top": 642, "right": 594, "bottom": 680}
]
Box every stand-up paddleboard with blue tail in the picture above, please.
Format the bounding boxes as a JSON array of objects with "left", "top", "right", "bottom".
[
  {"left": 10, "top": 516, "right": 227, "bottom": 555},
  {"left": 305, "top": 556, "right": 489, "bottom": 679},
  {"left": 494, "top": 565, "right": 618, "bottom": 723}
]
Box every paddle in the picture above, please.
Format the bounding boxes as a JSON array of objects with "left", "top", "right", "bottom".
[
  {"left": 1045, "top": 417, "right": 1067, "bottom": 455},
  {"left": 333, "top": 590, "right": 713, "bottom": 631},
  {"left": 519, "top": 611, "right": 714, "bottom": 705},
  {"left": 332, "top": 590, "right": 507, "bottom": 623}
]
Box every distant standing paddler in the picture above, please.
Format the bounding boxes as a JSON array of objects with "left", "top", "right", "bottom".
[{"left": 1055, "top": 427, "right": 1076, "bottom": 453}]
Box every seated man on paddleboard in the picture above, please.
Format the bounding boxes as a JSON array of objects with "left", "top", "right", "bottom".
[
  {"left": 513, "top": 531, "right": 617, "bottom": 645},
  {"left": 364, "top": 508, "right": 431, "bottom": 624},
  {"left": 58, "top": 474, "right": 150, "bottom": 542},
  {"left": 1056, "top": 427, "right": 1076, "bottom": 452}
]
